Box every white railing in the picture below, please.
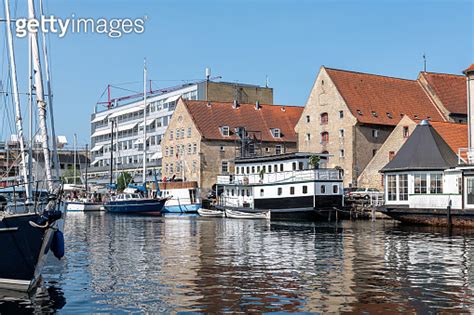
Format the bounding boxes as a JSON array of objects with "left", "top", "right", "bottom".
[
  {"left": 409, "top": 194, "right": 462, "bottom": 209},
  {"left": 458, "top": 148, "right": 474, "bottom": 165},
  {"left": 217, "top": 195, "right": 254, "bottom": 208},
  {"left": 217, "top": 169, "right": 341, "bottom": 185}
]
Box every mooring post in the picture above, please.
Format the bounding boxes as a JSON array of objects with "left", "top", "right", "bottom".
[{"left": 447, "top": 199, "right": 452, "bottom": 228}]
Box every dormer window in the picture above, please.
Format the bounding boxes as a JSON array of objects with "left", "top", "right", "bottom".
[
  {"left": 357, "top": 110, "right": 363, "bottom": 115},
  {"left": 221, "top": 126, "right": 230, "bottom": 136},
  {"left": 271, "top": 128, "right": 281, "bottom": 138},
  {"left": 386, "top": 112, "right": 392, "bottom": 119},
  {"left": 371, "top": 111, "right": 378, "bottom": 117}
]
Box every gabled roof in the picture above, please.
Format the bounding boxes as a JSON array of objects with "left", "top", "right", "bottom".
[
  {"left": 420, "top": 72, "right": 467, "bottom": 115},
  {"left": 430, "top": 121, "right": 468, "bottom": 154},
  {"left": 324, "top": 67, "right": 445, "bottom": 126},
  {"left": 381, "top": 120, "right": 459, "bottom": 172},
  {"left": 181, "top": 99, "right": 303, "bottom": 142},
  {"left": 464, "top": 64, "right": 474, "bottom": 74}
]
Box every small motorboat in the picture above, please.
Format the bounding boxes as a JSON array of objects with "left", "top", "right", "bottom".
[
  {"left": 197, "top": 208, "right": 225, "bottom": 217},
  {"left": 225, "top": 209, "right": 271, "bottom": 220}
]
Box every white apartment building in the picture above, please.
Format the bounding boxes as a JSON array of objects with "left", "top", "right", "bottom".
[{"left": 88, "top": 78, "right": 273, "bottom": 184}]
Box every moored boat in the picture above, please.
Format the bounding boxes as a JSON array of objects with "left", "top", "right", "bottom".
[
  {"left": 216, "top": 152, "right": 344, "bottom": 220},
  {"left": 103, "top": 192, "right": 166, "bottom": 215},
  {"left": 158, "top": 181, "right": 201, "bottom": 213},
  {"left": 197, "top": 208, "right": 225, "bottom": 217},
  {"left": 65, "top": 200, "right": 103, "bottom": 212},
  {"left": 225, "top": 208, "right": 270, "bottom": 219}
]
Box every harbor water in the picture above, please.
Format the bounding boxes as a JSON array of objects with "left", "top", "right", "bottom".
[{"left": 1, "top": 213, "right": 473, "bottom": 313}]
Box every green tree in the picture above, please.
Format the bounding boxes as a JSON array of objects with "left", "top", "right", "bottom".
[
  {"left": 308, "top": 155, "right": 320, "bottom": 169},
  {"left": 117, "top": 172, "right": 133, "bottom": 191},
  {"left": 61, "top": 165, "right": 81, "bottom": 184}
]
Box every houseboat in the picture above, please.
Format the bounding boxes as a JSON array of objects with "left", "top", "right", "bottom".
[
  {"left": 158, "top": 181, "right": 201, "bottom": 213},
  {"left": 216, "top": 153, "right": 344, "bottom": 220},
  {"left": 379, "top": 120, "right": 474, "bottom": 227}
]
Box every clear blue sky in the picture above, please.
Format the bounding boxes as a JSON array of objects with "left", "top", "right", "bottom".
[{"left": 2, "top": 0, "right": 472, "bottom": 145}]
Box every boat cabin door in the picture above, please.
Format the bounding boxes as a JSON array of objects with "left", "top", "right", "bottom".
[{"left": 464, "top": 177, "right": 474, "bottom": 209}]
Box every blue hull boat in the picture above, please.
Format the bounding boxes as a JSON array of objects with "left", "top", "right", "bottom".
[
  {"left": 162, "top": 203, "right": 201, "bottom": 213},
  {"left": 104, "top": 198, "right": 166, "bottom": 215}
]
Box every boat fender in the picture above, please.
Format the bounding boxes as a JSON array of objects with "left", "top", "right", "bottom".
[{"left": 51, "top": 230, "right": 65, "bottom": 260}]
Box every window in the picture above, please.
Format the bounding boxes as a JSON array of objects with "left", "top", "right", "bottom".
[
  {"left": 220, "top": 146, "right": 225, "bottom": 152},
  {"left": 321, "top": 132, "right": 329, "bottom": 144},
  {"left": 257, "top": 166, "right": 261, "bottom": 172},
  {"left": 339, "top": 110, "right": 344, "bottom": 119},
  {"left": 221, "top": 126, "right": 230, "bottom": 136},
  {"left": 290, "top": 187, "right": 295, "bottom": 195},
  {"left": 187, "top": 144, "right": 192, "bottom": 154},
  {"left": 387, "top": 175, "right": 397, "bottom": 200},
  {"left": 389, "top": 151, "right": 395, "bottom": 161},
  {"left": 169, "top": 130, "right": 174, "bottom": 140},
  {"left": 430, "top": 173, "right": 443, "bottom": 194},
  {"left": 252, "top": 166, "right": 255, "bottom": 173},
  {"left": 187, "top": 127, "right": 192, "bottom": 138},
  {"left": 271, "top": 128, "right": 281, "bottom": 138},
  {"left": 340, "top": 149, "right": 345, "bottom": 158},
  {"left": 339, "top": 129, "right": 344, "bottom": 138},
  {"left": 278, "top": 187, "right": 282, "bottom": 195},
  {"left": 275, "top": 145, "right": 283, "bottom": 155},
  {"left": 268, "top": 165, "right": 272, "bottom": 172},
  {"left": 306, "top": 133, "right": 311, "bottom": 141},
  {"left": 193, "top": 143, "right": 197, "bottom": 154},
  {"left": 321, "top": 185, "right": 326, "bottom": 194},
  {"left": 292, "top": 162, "right": 297, "bottom": 171},
  {"left": 170, "top": 146, "right": 174, "bottom": 156},
  {"left": 403, "top": 126, "right": 409, "bottom": 138},
  {"left": 280, "top": 164, "right": 284, "bottom": 172},
  {"left": 399, "top": 174, "right": 408, "bottom": 200},
  {"left": 221, "top": 161, "right": 229, "bottom": 173},
  {"left": 302, "top": 186, "right": 308, "bottom": 194},
  {"left": 165, "top": 146, "right": 169, "bottom": 157},
  {"left": 306, "top": 115, "right": 310, "bottom": 123},
  {"left": 176, "top": 128, "right": 180, "bottom": 139},
  {"left": 260, "top": 189, "right": 264, "bottom": 197},
  {"left": 414, "top": 174, "right": 427, "bottom": 194},
  {"left": 372, "top": 129, "right": 379, "bottom": 138},
  {"left": 320, "top": 113, "right": 328, "bottom": 125},
  {"left": 372, "top": 149, "right": 377, "bottom": 157},
  {"left": 333, "top": 185, "right": 338, "bottom": 194},
  {"left": 298, "top": 162, "right": 304, "bottom": 170}
]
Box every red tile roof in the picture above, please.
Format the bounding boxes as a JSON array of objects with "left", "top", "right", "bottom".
[
  {"left": 325, "top": 68, "right": 445, "bottom": 126},
  {"left": 464, "top": 64, "right": 474, "bottom": 74},
  {"left": 182, "top": 99, "right": 303, "bottom": 142},
  {"left": 430, "top": 121, "right": 468, "bottom": 153},
  {"left": 420, "top": 72, "right": 467, "bottom": 115}
]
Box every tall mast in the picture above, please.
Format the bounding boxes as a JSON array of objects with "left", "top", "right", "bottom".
[
  {"left": 39, "top": 0, "right": 60, "bottom": 180},
  {"left": 28, "top": 0, "right": 53, "bottom": 191},
  {"left": 73, "top": 133, "right": 77, "bottom": 185},
  {"left": 85, "top": 144, "right": 88, "bottom": 192},
  {"left": 142, "top": 59, "right": 147, "bottom": 184},
  {"left": 28, "top": 29, "right": 33, "bottom": 198},
  {"left": 4, "top": 0, "right": 31, "bottom": 201}
]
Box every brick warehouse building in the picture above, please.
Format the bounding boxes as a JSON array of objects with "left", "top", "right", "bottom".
[
  {"left": 161, "top": 99, "right": 303, "bottom": 196},
  {"left": 295, "top": 66, "right": 467, "bottom": 187}
]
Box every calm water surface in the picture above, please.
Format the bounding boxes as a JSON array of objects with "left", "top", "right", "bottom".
[{"left": 1, "top": 213, "right": 473, "bottom": 313}]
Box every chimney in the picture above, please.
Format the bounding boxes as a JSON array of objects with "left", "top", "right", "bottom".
[
  {"left": 206, "top": 67, "right": 211, "bottom": 81},
  {"left": 255, "top": 100, "right": 260, "bottom": 110},
  {"left": 464, "top": 64, "right": 474, "bottom": 150},
  {"left": 233, "top": 99, "right": 239, "bottom": 109}
]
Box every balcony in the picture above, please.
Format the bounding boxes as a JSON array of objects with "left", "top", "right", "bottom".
[{"left": 217, "top": 169, "right": 341, "bottom": 186}]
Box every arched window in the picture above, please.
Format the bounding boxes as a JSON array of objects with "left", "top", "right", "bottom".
[
  {"left": 321, "top": 132, "right": 329, "bottom": 144},
  {"left": 320, "top": 113, "right": 328, "bottom": 125}
]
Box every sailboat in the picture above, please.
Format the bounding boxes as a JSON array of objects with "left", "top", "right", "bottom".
[
  {"left": 103, "top": 60, "right": 167, "bottom": 215},
  {"left": 0, "top": 0, "right": 63, "bottom": 291},
  {"left": 64, "top": 138, "right": 103, "bottom": 211}
]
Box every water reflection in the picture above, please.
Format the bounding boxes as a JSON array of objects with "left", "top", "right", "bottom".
[{"left": 1, "top": 214, "right": 473, "bottom": 313}]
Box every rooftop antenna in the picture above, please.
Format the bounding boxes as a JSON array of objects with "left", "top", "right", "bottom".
[
  {"left": 265, "top": 75, "right": 269, "bottom": 88},
  {"left": 206, "top": 67, "right": 211, "bottom": 81},
  {"left": 423, "top": 53, "right": 427, "bottom": 72}
]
